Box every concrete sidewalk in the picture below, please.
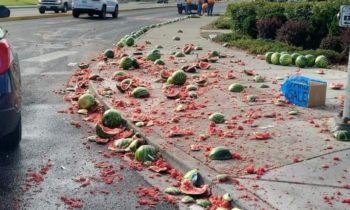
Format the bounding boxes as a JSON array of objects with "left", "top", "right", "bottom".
[
  {"left": 1, "top": 1, "right": 176, "bottom": 22},
  {"left": 87, "top": 16, "right": 350, "bottom": 210}
]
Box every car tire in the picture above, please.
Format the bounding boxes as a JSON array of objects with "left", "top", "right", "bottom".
[
  {"left": 39, "top": 7, "right": 46, "bottom": 14},
  {"left": 178, "top": 8, "right": 183, "bottom": 14},
  {"left": 88, "top": 13, "right": 94, "bottom": 17},
  {"left": 72, "top": 10, "right": 80, "bottom": 18},
  {"left": 112, "top": 6, "right": 118, "bottom": 18},
  {"left": 99, "top": 5, "right": 106, "bottom": 19},
  {"left": 62, "top": 3, "right": 68, "bottom": 13},
  {"left": 55, "top": 10, "right": 59, "bottom": 13},
  {"left": 2, "top": 117, "right": 22, "bottom": 150}
]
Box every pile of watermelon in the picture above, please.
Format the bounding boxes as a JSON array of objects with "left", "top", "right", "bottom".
[
  {"left": 115, "top": 16, "right": 189, "bottom": 49},
  {"left": 265, "top": 52, "right": 329, "bottom": 68}
]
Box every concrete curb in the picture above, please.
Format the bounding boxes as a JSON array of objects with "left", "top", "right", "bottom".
[
  {"left": 0, "top": 5, "right": 176, "bottom": 22},
  {"left": 7, "top": 5, "right": 37, "bottom": 9}
]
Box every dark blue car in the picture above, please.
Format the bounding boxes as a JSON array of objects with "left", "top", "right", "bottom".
[
  {"left": 0, "top": 6, "right": 10, "bottom": 18},
  {"left": 0, "top": 28, "right": 21, "bottom": 149}
]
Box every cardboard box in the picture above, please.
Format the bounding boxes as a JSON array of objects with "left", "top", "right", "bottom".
[{"left": 281, "top": 75, "right": 327, "bottom": 108}]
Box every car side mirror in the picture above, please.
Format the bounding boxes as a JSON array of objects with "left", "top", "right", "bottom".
[{"left": 0, "top": 28, "right": 8, "bottom": 39}]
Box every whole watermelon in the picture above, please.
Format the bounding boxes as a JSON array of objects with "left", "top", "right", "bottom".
[
  {"left": 210, "top": 50, "right": 220, "bottom": 57},
  {"left": 116, "top": 41, "right": 124, "bottom": 48},
  {"left": 265, "top": 52, "right": 274, "bottom": 64},
  {"left": 271, "top": 52, "right": 281, "bottom": 65},
  {"left": 334, "top": 130, "right": 350, "bottom": 141},
  {"left": 132, "top": 87, "right": 149, "bottom": 98},
  {"left": 209, "top": 112, "right": 225, "bottom": 123},
  {"left": 305, "top": 54, "right": 316, "bottom": 67},
  {"left": 135, "top": 145, "right": 157, "bottom": 162},
  {"left": 279, "top": 54, "right": 292, "bottom": 66},
  {"left": 175, "top": 52, "right": 185, "bottom": 57},
  {"left": 154, "top": 59, "right": 165, "bottom": 65},
  {"left": 125, "top": 37, "right": 135, "bottom": 47},
  {"left": 228, "top": 83, "right": 244, "bottom": 92},
  {"left": 78, "top": 93, "right": 95, "bottom": 109},
  {"left": 291, "top": 53, "right": 301, "bottom": 64},
  {"left": 104, "top": 49, "right": 114, "bottom": 59},
  {"left": 146, "top": 51, "right": 161, "bottom": 61},
  {"left": 315, "top": 55, "right": 328, "bottom": 68},
  {"left": 119, "top": 57, "right": 133, "bottom": 70},
  {"left": 130, "top": 57, "right": 139, "bottom": 68},
  {"left": 295, "top": 55, "right": 307, "bottom": 68},
  {"left": 171, "top": 70, "right": 187, "bottom": 85},
  {"left": 102, "top": 109, "right": 125, "bottom": 128}
]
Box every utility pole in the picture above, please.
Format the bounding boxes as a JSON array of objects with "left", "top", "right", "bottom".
[
  {"left": 343, "top": 49, "right": 350, "bottom": 121},
  {"left": 340, "top": 5, "right": 350, "bottom": 121}
]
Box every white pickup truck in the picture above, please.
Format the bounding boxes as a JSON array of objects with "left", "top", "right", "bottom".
[
  {"left": 72, "top": 0, "right": 119, "bottom": 19},
  {"left": 38, "top": 0, "right": 72, "bottom": 14}
]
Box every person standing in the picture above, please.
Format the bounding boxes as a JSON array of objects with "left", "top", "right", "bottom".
[
  {"left": 197, "top": 0, "right": 203, "bottom": 15},
  {"left": 185, "top": 0, "right": 192, "bottom": 15},
  {"left": 207, "top": 0, "right": 215, "bottom": 16}
]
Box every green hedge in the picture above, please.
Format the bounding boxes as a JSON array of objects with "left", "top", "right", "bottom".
[
  {"left": 214, "top": 16, "right": 232, "bottom": 29},
  {"left": 228, "top": 0, "right": 350, "bottom": 38},
  {"left": 220, "top": 0, "right": 350, "bottom": 64}
]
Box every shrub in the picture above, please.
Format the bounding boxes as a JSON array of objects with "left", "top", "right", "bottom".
[
  {"left": 229, "top": 2, "right": 257, "bottom": 34},
  {"left": 213, "top": 32, "right": 248, "bottom": 43},
  {"left": 242, "top": 16, "right": 257, "bottom": 38},
  {"left": 276, "top": 20, "right": 311, "bottom": 48},
  {"left": 284, "top": 3, "right": 313, "bottom": 21},
  {"left": 256, "top": 3, "right": 286, "bottom": 23},
  {"left": 256, "top": 17, "right": 283, "bottom": 39},
  {"left": 319, "top": 36, "right": 342, "bottom": 52},
  {"left": 340, "top": 28, "right": 350, "bottom": 53},
  {"left": 311, "top": 1, "right": 342, "bottom": 36},
  {"left": 214, "top": 16, "right": 232, "bottom": 30}
]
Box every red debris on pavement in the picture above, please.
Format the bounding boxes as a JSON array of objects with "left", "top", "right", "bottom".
[
  {"left": 135, "top": 186, "right": 160, "bottom": 207},
  {"left": 22, "top": 160, "right": 52, "bottom": 192},
  {"left": 209, "top": 195, "right": 232, "bottom": 210},
  {"left": 60, "top": 196, "right": 84, "bottom": 209}
]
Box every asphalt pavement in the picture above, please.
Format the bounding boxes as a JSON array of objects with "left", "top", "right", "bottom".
[{"left": 0, "top": 6, "right": 223, "bottom": 209}]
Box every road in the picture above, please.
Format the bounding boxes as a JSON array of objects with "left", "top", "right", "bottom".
[
  {"left": 0, "top": 4, "right": 226, "bottom": 210},
  {"left": 8, "top": 2, "right": 176, "bottom": 17}
]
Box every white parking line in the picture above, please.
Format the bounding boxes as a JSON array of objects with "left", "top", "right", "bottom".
[{"left": 23, "top": 50, "right": 77, "bottom": 63}]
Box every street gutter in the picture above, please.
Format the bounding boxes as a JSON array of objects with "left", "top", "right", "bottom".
[{"left": 0, "top": 4, "right": 177, "bottom": 22}]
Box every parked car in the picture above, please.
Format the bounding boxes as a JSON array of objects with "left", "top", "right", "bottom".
[
  {"left": 38, "top": 0, "right": 72, "bottom": 14},
  {"left": 177, "top": 0, "right": 198, "bottom": 14},
  {"left": 0, "top": 28, "right": 22, "bottom": 149},
  {"left": 72, "top": 0, "right": 119, "bottom": 19},
  {"left": 0, "top": 6, "right": 10, "bottom": 18},
  {"left": 157, "top": 0, "right": 168, "bottom": 3}
]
